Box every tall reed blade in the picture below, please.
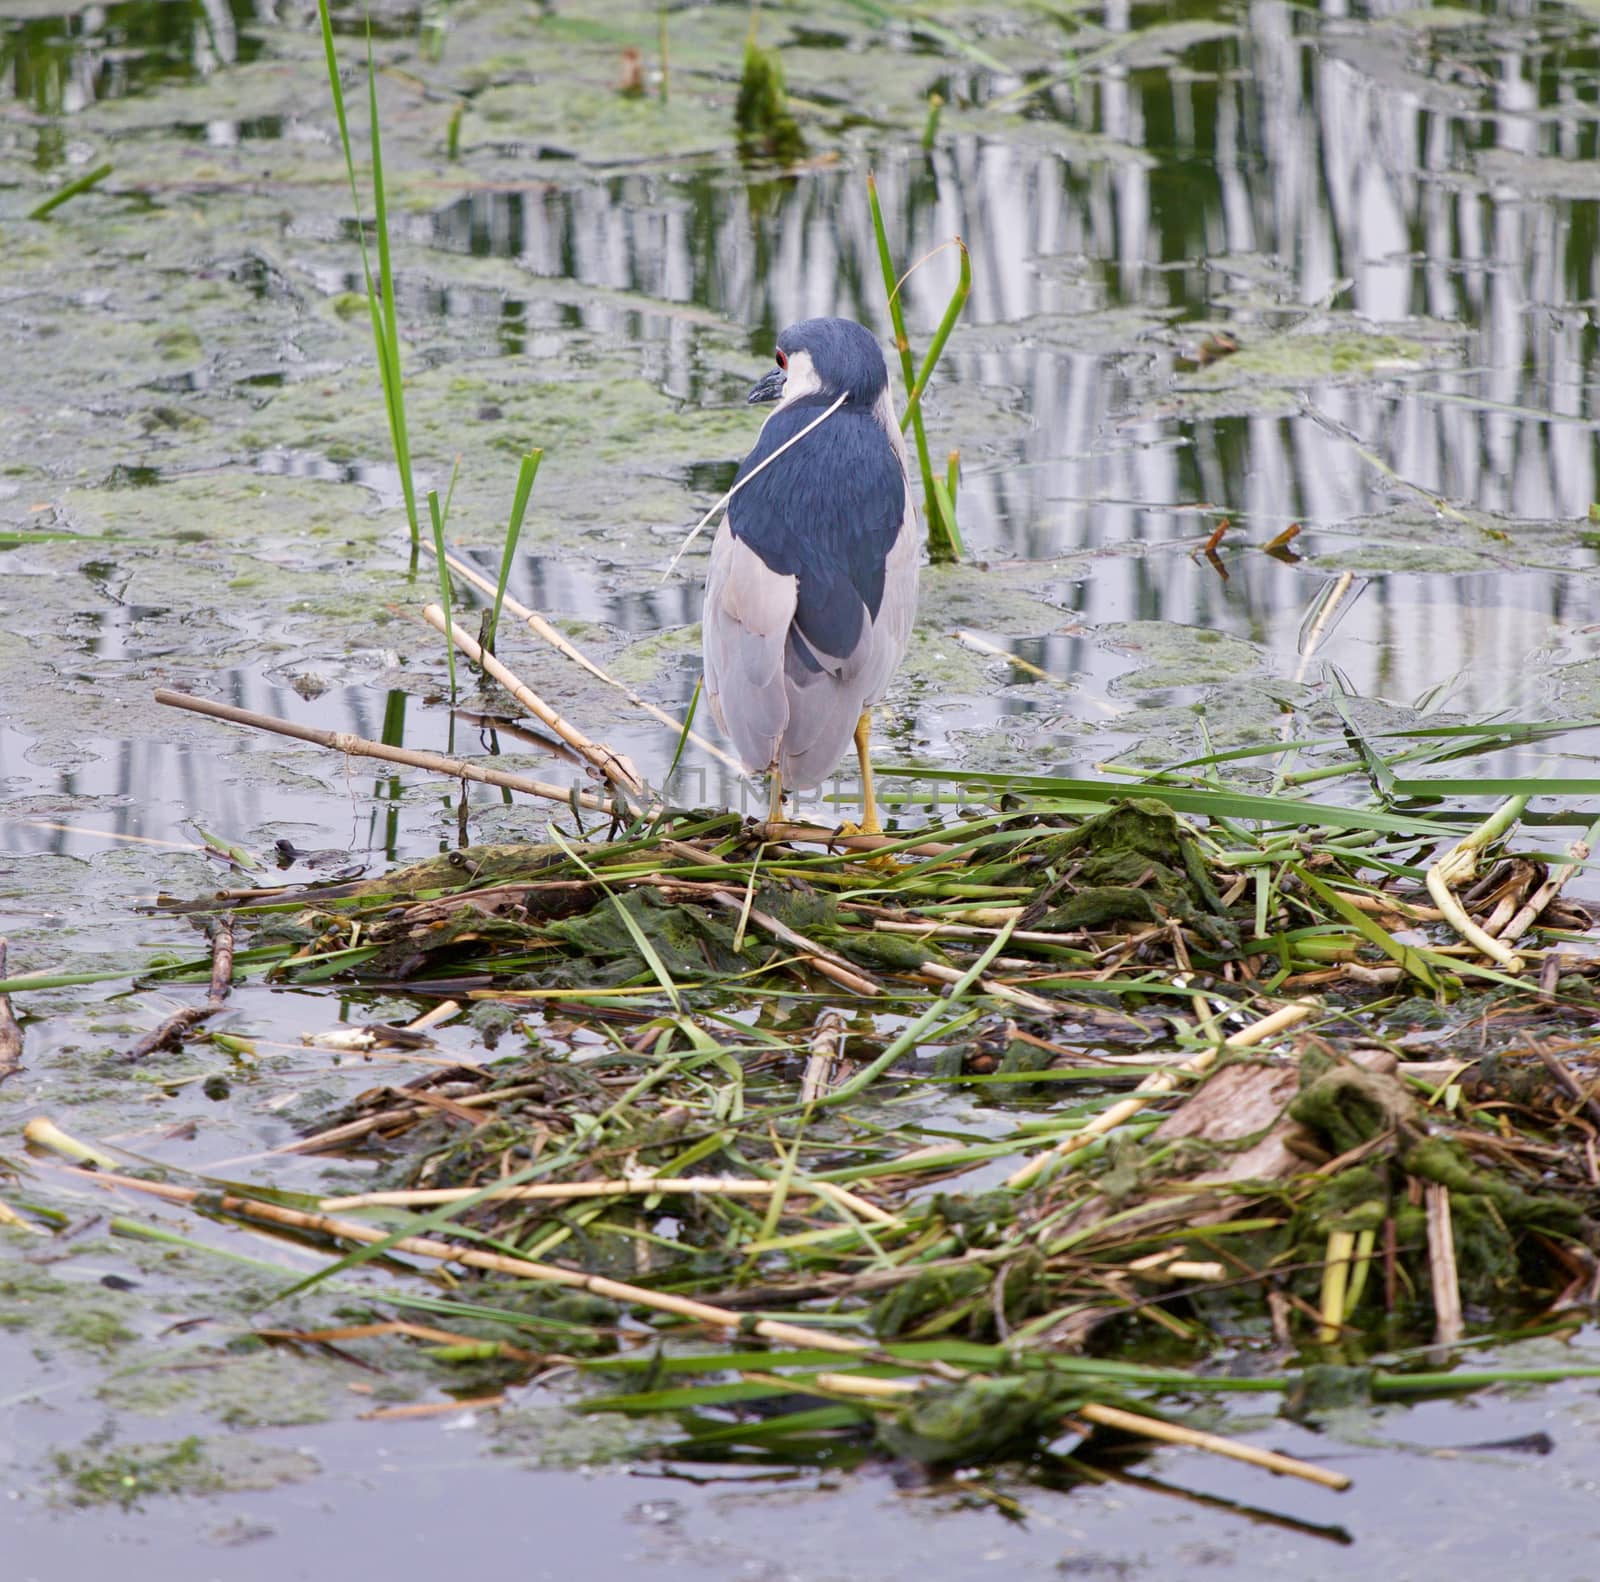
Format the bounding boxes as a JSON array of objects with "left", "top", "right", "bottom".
[
  {"left": 315, "top": 0, "right": 421, "bottom": 546},
  {"left": 427, "top": 490, "right": 457, "bottom": 702},
  {"left": 487, "top": 450, "right": 543, "bottom": 656},
  {"left": 867, "top": 173, "right": 968, "bottom": 563}
]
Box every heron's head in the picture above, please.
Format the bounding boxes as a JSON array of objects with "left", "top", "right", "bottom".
[{"left": 747, "top": 317, "right": 889, "bottom": 411}]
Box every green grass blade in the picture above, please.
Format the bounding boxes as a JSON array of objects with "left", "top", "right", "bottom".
[
  {"left": 905, "top": 236, "right": 971, "bottom": 426},
  {"left": 315, "top": 0, "right": 419, "bottom": 548},
  {"left": 487, "top": 449, "right": 542, "bottom": 654},
  {"left": 661, "top": 677, "right": 703, "bottom": 804},
  {"left": 548, "top": 829, "right": 683, "bottom": 1012},
  {"left": 427, "top": 490, "right": 457, "bottom": 701},
  {"left": 881, "top": 766, "right": 1469, "bottom": 839},
  {"left": 1389, "top": 776, "right": 1600, "bottom": 799},
  {"left": 928, "top": 473, "right": 965, "bottom": 561},
  {"left": 1294, "top": 867, "right": 1440, "bottom": 988},
  {"left": 821, "top": 917, "right": 1017, "bottom": 1104},
  {"left": 867, "top": 172, "right": 955, "bottom": 563},
  {"left": 28, "top": 162, "right": 113, "bottom": 220},
  {"left": 366, "top": 26, "right": 419, "bottom": 547}
]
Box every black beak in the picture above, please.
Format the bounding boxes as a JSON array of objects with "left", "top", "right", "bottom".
[{"left": 747, "top": 366, "right": 785, "bottom": 405}]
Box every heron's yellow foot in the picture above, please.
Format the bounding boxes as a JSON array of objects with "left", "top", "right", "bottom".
[{"left": 837, "top": 710, "right": 896, "bottom": 865}]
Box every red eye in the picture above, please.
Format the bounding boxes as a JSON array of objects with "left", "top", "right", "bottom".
[{"left": 775, "top": 348, "right": 787, "bottom": 370}]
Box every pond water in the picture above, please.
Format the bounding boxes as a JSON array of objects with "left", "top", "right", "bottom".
[{"left": 6, "top": 0, "right": 1600, "bottom": 1573}]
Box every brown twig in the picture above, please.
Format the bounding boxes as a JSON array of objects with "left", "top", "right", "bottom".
[{"left": 127, "top": 914, "right": 235, "bottom": 1059}]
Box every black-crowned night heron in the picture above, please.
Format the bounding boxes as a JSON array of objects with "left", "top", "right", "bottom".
[{"left": 703, "top": 316, "right": 918, "bottom": 833}]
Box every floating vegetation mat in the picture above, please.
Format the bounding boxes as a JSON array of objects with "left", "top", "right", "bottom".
[{"left": 25, "top": 766, "right": 1600, "bottom": 1499}]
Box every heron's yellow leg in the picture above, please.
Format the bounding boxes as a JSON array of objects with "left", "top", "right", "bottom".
[
  {"left": 853, "top": 710, "right": 882, "bottom": 836},
  {"left": 767, "top": 770, "right": 784, "bottom": 826}
]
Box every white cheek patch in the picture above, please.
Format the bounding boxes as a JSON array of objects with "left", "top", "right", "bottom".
[{"left": 775, "top": 348, "right": 821, "bottom": 407}]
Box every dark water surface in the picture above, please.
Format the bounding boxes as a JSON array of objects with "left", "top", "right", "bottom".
[{"left": 7, "top": 0, "right": 1600, "bottom": 1573}]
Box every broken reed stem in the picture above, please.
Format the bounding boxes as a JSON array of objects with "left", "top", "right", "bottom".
[
  {"left": 1425, "top": 1182, "right": 1464, "bottom": 1348},
  {"left": 0, "top": 938, "right": 21, "bottom": 1079},
  {"left": 1005, "top": 999, "right": 1318, "bottom": 1189},
  {"left": 1073, "top": 1402, "right": 1351, "bottom": 1493},
  {"left": 47, "top": 1161, "right": 870, "bottom": 1355},
  {"left": 155, "top": 688, "right": 620, "bottom": 814},
  {"left": 1424, "top": 796, "right": 1528, "bottom": 972},
  {"left": 431, "top": 544, "right": 745, "bottom": 776},
  {"left": 322, "top": 1176, "right": 896, "bottom": 1224},
  {"left": 421, "top": 603, "right": 647, "bottom": 800},
  {"left": 1317, "top": 1229, "right": 1355, "bottom": 1343},
  {"left": 1495, "top": 826, "right": 1598, "bottom": 944},
  {"left": 916, "top": 958, "right": 1057, "bottom": 1014},
  {"left": 801, "top": 1009, "right": 849, "bottom": 1103},
  {"left": 23, "top": 1116, "right": 121, "bottom": 1169},
  {"left": 811, "top": 1375, "right": 1349, "bottom": 1492},
  {"left": 128, "top": 913, "right": 235, "bottom": 1059},
  {"left": 153, "top": 689, "right": 926, "bottom": 858},
  {"left": 1124, "top": 1248, "right": 1226, "bottom": 1282}
]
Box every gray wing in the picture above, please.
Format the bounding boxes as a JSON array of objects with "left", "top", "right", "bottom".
[
  {"left": 775, "top": 496, "right": 917, "bottom": 790},
  {"left": 702, "top": 521, "right": 798, "bottom": 775}
]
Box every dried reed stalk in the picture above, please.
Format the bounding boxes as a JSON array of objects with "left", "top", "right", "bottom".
[
  {"left": 432, "top": 545, "right": 745, "bottom": 775},
  {"left": 155, "top": 688, "right": 620, "bottom": 813},
  {"left": 801, "top": 1010, "right": 849, "bottom": 1103},
  {"left": 320, "top": 1175, "right": 896, "bottom": 1224},
  {"left": 1495, "top": 833, "right": 1593, "bottom": 944},
  {"left": 46, "top": 1160, "right": 871, "bottom": 1355},
  {"left": 707, "top": 892, "right": 881, "bottom": 996},
  {"left": 421, "top": 603, "right": 646, "bottom": 799},
  {"left": 154, "top": 690, "right": 930, "bottom": 857},
  {"left": 916, "top": 958, "right": 1057, "bottom": 1013},
  {"left": 38, "top": 1143, "right": 1350, "bottom": 1492},
  {"left": 1425, "top": 1182, "right": 1464, "bottom": 1347},
  {"left": 1072, "top": 1401, "right": 1350, "bottom": 1492},
  {"left": 1424, "top": 798, "right": 1528, "bottom": 972}
]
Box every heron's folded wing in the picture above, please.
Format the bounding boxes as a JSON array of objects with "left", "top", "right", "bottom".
[{"left": 728, "top": 398, "right": 905, "bottom": 678}]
